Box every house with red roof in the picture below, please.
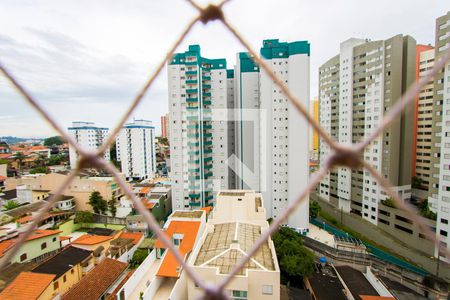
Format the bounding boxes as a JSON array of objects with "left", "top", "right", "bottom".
[{"left": 0, "top": 229, "right": 62, "bottom": 266}]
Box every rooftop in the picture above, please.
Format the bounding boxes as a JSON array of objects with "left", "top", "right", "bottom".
[
  {"left": 62, "top": 258, "right": 127, "bottom": 300},
  {"left": 0, "top": 272, "right": 55, "bottom": 300},
  {"left": 32, "top": 246, "right": 92, "bottom": 279},
  {"left": 171, "top": 211, "right": 203, "bottom": 219},
  {"left": 335, "top": 266, "right": 379, "bottom": 299},
  {"left": 155, "top": 220, "right": 201, "bottom": 277},
  {"left": 4, "top": 200, "right": 46, "bottom": 218},
  {"left": 87, "top": 227, "right": 115, "bottom": 236},
  {"left": 119, "top": 232, "right": 144, "bottom": 246},
  {"left": 72, "top": 234, "right": 113, "bottom": 245},
  {"left": 0, "top": 190, "right": 17, "bottom": 200},
  {"left": 308, "top": 264, "right": 347, "bottom": 300},
  {"left": 194, "top": 222, "right": 275, "bottom": 275},
  {"left": 0, "top": 262, "right": 38, "bottom": 291}
]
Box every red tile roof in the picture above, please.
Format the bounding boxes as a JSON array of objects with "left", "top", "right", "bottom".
[
  {"left": 0, "top": 271, "right": 55, "bottom": 300},
  {"left": 200, "top": 206, "right": 212, "bottom": 214},
  {"left": 62, "top": 258, "right": 127, "bottom": 300},
  {"left": 119, "top": 232, "right": 144, "bottom": 246},
  {"left": 72, "top": 234, "right": 112, "bottom": 245},
  {"left": 0, "top": 175, "right": 6, "bottom": 181},
  {"left": 155, "top": 220, "right": 201, "bottom": 278},
  {"left": 0, "top": 229, "right": 61, "bottom": 258},
  {"left": 139, "top": 187, "right": 151, "bottom": 194}
]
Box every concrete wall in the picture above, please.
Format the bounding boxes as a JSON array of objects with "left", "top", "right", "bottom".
[{"left": 142, "top": 275, "right": 163, "bottom": 300}]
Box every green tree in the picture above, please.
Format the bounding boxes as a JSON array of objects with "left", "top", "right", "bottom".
[
  {"left": 74, "top": 211, "right": 94, "bottom": 225},
  {"left": 2, "top": 200, "right": 20, "bottom": 211},
  {"left": 30, "top": 166, "right": 49, "bottom": 174},
  {"left": 419, "top": 199, "right": 437, "bottom": 220},
  {"left": 88, "top": 191, "right": 108, "bottom": 214},
  {"left": 130, "top": 249, "right": 149, "bottom": 268},
  {"left": 43, "top": 136, "right": 64, "bottom": 146},
  {"left": 108, "top": 198, "right": 117, "bottom": 217},
  {"left": 36, "top": 153, "right": 47, "bottom": 167},
  {"left": 272, "top": 227, "right": 315, "bottom": 281},
  {"left": 12, "top": 152, "right": 26, "bottom": 171},
  {"left": 309, "top": 200, "right": 321, "bottom": 219},
  {"left": 159, "top": 137, "right": 169, "bottom": 145},
  {"left": 412, "top": 176, "right": 423, "bottom": 189}
]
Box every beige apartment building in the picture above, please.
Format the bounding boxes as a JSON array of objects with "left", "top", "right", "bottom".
[
  {"left": 6, "top": 173, "right": 122, "bottom": 211},
  {"left": 318, "top": 35, "right": 416, "bottom": 225},
  {"left": 187, "top": 190, "right": 280, "bottom": 300},
  {"left": 413, "top": 45, "right": 435, "bottom": 190}
]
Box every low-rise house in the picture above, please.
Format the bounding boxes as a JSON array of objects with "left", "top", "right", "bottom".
[
  {"left": 0, "top": 189, "right": 17, "bottom": 208},
  {"left": 62, "top": 258, "right": 128, "bottom": 300},
  {"left": 187, "top": 190, "right": 280, "bottom": 300},
  {"left": 71, "top": 234, "right": 114, "bottom": 252},
  {"left": 0, "top": 271, "right": 56, "bottom": 300},
  {"left": 31, "top": 246, "right": 94, "bottom": 296},
  {"left": 126, "top": 214, "right": 149, "bottom": 234},
  {"left": 6, "top": 173, "right": 123, "bottom": 212},
  {"left": 0, "top": 229, "right": 62, "bottom": 266},
  {"left": 44, "top": 194, "right": 75, "bottom": 211}
]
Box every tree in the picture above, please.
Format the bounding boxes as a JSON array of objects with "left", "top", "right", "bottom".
[
  {"left": 2, "top": 200, "right": 20, "bottom": 211},
  {"left": 108, "top": 198, "right": 117, "bottom": 217},
  {"left": 272, "top": 227, "right": 315, "bottom": 281},
  {"left": 43, "top": 136, "right": 64, "bottom": 147},
  {"left": 74, "top": 211, "right": 94, "bottom": 224},
  {"left": 419, "top": 199, "right": 437, "bottom": 220},
  {"left": 88, "top": 191, "right": 108, "bottom": 214},
  {"left": 12, "top": 152, "right": 26, "bottom": 171},
  {"left": 130, "top": 249, "right": 149, "bottom": 268},
  {"left": 309, "top": 200, "right": 321, "bottom": 219},
  {"left": 35, "top": 153, "right": 48, "bottom": 167},
  {"left": 412, "top": 176, "right": 423, "bottom": 189},
  {"left": 30, "top": 166, "right": 49, "bottom": 174},
  {"left": 159, "top": 137, "right": 169, "bottom": 145}
]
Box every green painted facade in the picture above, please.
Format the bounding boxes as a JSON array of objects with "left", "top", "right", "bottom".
[
  {"left": 260, "top": 39, "right": 310, "bottom": 59},
  {"left": 238, "top": 52, "right": 259, "bottom": 72}
]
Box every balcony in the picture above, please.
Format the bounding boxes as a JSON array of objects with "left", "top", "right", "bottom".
[
  {"left": 204, "top": 132, "right": 212, "bottom": 138},
  {"left": 188, "top": 141, "right": 199, "bottom": 147},
  {"left": 188, "top": 159, "right": 200, "bottom": 164},
  {"left": 204, "top": 148, "right": 213, "bottom": 154},
  {"left": 189, "top": 193, "right": 200, "bottom": 198},
  {"left": 204, "top": 156, "right": 213, "bottom": 162},
  {"left": 204, "top": 140, "right": 212, "bottom": 146},
  {"left": 188, "top": 167, "right": 200, "bottom": 172},
  {"left": 186, "top": 88, "right": 198, "bottom": 94},
  {"left": 203, "top": 84, "right": 211, "bottom": 89},
  {"left": 203, "top": 92, "right": 212, "bottom": 97},
  {"left": 186, "top": 107, "right": 198, "bottom": 112},
  {"left": 189, "top": 202, "right": 201, "bottom": 207},
  {"left": 204, "top": 164, "right": 213, "bottom": 170},
  {"left": 203, "top": 100, "right": 212, "bottom": 105},
  {"left": 186, "top": 79, "right": 198, "bottom": 85},
  {"left": 187, "top": 116, "right": 198, "bottom": 121},
  {"left": 202, "top": 76, "right": 211, "bottom": 81},
  {"left": 186, "top": 70, "right": 197, "bottom": 75},
  {"left": 205, "top": 195, "right": 214, "bottom": 202},
  {"left": 187, "top": 133, "right": 199, "bottom": 138},
  {"left": 185, "top": 60, "right": 197, "bottom": 66},
  {"left": 186, "top": 97, "right": 198, "bottom": 103},
  {"left": 203, "top": 124, "right": 212, "bottom": 130}
]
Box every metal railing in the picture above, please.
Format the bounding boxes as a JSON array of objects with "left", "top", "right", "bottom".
[{"left": 1, "top": 1, "right": 450, "bottom": 299}]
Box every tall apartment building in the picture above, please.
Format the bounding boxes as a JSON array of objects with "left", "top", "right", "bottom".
[
  {"left": 413, "top": 45, "right": 435, "bottom": 190},
  {"left": 429, "top": 11, "right": 450, "bottom": 259},
  {"left": 259, "top": 39, "right": 311, "bottom": 231},
  {"left": 168, "top": 40, "right": 311, "bottom": 231},
  {"left": 233, "top": 52, "right": 261, "bottom": 191},
  {"left": 168, "top": 45, "right": 231, "bottom": 210},
  {"left": 226, "top": 69, "right": 237, "bottom": 189},
  {"left": 116, "top": 119, "right": 156, "bottom": 180},
  {"left": 161, "top": 113, "right": 170, "bottom": 140},
  {"left": 319, "top": 35, "right": 416, "bottom": 225},
  {"left": 68, "top": 121, "right": 110, "bottom": 169}
]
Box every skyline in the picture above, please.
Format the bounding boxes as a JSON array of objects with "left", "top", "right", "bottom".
[{"left": 0, "top": 0, "right": 447, "bottom": 137}]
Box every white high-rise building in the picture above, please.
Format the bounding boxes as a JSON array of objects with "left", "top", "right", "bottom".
[
  {"left": 68, "top": 121, "right": 109, "bottom": 169},
  {"left": 259, "top": 39, "right": 310, "bottom": 231},
  {"left": 116, "top": 119, "right": 156, "bottom": 180},
  {"left": 429, "top": 11, "right": 450, "bottom": 259},
  {"left": 233, "top": 52, "right": 261, "bottom": 191},
  {"left": 168, "top": 45, "right": 231, "bottom": 210}
]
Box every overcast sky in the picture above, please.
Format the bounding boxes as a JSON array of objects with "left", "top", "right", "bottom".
[{"left": 0, "top": 0, "right": 447, "bottom": 138}]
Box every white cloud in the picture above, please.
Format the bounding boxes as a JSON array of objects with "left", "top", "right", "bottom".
[{"left": 0, "top": 0, "right": 447, "bottom": 137}]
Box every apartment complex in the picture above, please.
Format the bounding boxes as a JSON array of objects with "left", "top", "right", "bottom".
[
  {"left": 116, "top": 119, "right": 156, "bottom": 180},
  {"left": 413, "top": 45, "right": 435, "bottom": 190},
  {"left": 68, "top": 122, "right": 110, "bottom": 169},
  {"left": 168, "top": 40, "right": 311, "bottom": 231},
  {"left": 429, "top": 11, "right": 450, "bottom": 258},
  {"left": 168, "top": 45, "right": 231, "bottom": 210},
  {"left": 318, "top": 35, "right": 416, "bottom": 225},
  {"left": 161, "top": 113, "right": 170, "bottom": 140},
  {"left": 187, "top": 190, "right": 280, "bottom": 300}
]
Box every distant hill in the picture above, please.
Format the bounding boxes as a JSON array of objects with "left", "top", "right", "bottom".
[{"left": 0, "top": 136, "right": 44, "bottom": 145}]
